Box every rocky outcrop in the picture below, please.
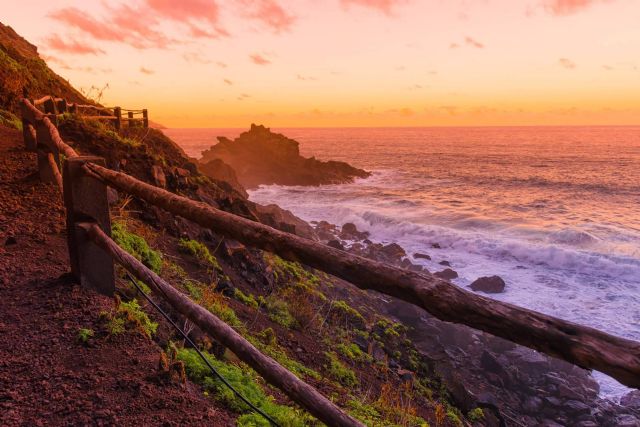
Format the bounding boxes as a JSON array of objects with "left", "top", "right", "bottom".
[
  {"left": 470, "top": 275, "right": 506, "bottom": 293},
  {"left": 198, "top": 158, "right": 247, "bottom": 197},
  {"left": 199, "top": 124, "right": 371, "bottom": 189}
]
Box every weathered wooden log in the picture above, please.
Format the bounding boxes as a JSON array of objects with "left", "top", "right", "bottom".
[
  {"left": 41, "top": 117, "right": 78, "bottom": 159},
  {"left": 47, "top": 153, "right": 63, "bottom": 191},
  {"left": 33, "top": 95, "right": 53, "bottom": 106},
  {"left": 79, "top": 115, "right": 118, "bottom": 120},
  {"left": 142, "top": 109, "right": 148, "bottom": 128},
  {"left": 35, "top": 119, "right": 60, "bottom": 185},
  {"left": 81, "top": 222, "right": 363, "bottom": 427},
  {"left": 83, "top": 162, "right": 640, "bottom": 388},
  {"left": 64, "top": 158, "right": 114, "bottom": 295},
  {"left": 114, "top": 107, "right": 122, "bottom": 131}
]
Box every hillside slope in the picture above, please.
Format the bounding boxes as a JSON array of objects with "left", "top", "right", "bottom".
[{"left": 0, "top": 22, "right": 88, "bottom": 114}]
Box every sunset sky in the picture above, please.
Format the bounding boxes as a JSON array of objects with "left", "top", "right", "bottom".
[{"left": 4, "top": 0, "right": 640, "bottom": 127}]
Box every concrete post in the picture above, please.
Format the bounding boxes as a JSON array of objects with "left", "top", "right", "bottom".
[{"left": 63, "top": 156, "right": 115, "bottom": 295}]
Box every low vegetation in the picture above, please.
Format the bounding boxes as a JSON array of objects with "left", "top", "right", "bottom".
[
  {"left": 176, "top": 347, "right": 314, "bottom": 426},
  {"left": 101, "top": 297, "right": 158, "bottom": 338},
  {"left": 0, "top": 109, "right": 21, "bottom": 130},
  {"left": 324, "top": 351, "right": 358, "bottom": 387},
  {"left": 111, "top": 221, "right": 162, "bottom": 273}
]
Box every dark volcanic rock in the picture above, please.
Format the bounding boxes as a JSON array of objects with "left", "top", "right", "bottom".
[
  {"left": 199, "top": 124, "right": 371, "bottom": 188},
  {"left": 340, "top": 222, "right": 369, "bottom": 240},
  {"left": 621, "top": 390, "right": 640, "bottom": 409},
  {"left": 327, "top": 240, "right": 344, "bottom": 250},
  {"left": 413, "top": 253, "right": 431, "bottom": 260},
  {"left": 199, "top": 158, "right": 247, "bottom": 197},
  {"left": 469, "top": 275, "right": 506, "bottom": 293},
  {"left": 434, "top": 268, "right": 458, "bottom": 280}
]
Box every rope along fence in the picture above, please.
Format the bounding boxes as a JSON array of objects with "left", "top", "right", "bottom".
[{"left": 17, "top": 97, "right": 640, "bottom": 422}]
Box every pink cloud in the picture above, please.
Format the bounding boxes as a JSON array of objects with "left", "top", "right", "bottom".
[
  {"left": 182, "top": 52, "right": 212, "bottom": 64},
  {"left": 543, "top": 0, "right": 614, "bottom": 16},
  {"left": 341, "top": 0, "right": 408, "bottom": 15},
  {"left": 224, "top": 79, "right": 233, "bottom": 85},
  {"left": 240, "top": 0, "right": 295, "bottom": 32},
  {"left": 140, "top": 67, "right": 155, "bottom": 75},
  {"left": 45, "top": 34, "right": 105, "bottom": 55},
  {"left": 464, "top": 36, "right": 484, "bottom": 49},
  {"left": 559, "top": 57, "right": 577, "bottom": 69},
  {"left": 250, "top": 53, "right": 271, "bottom": 65}
]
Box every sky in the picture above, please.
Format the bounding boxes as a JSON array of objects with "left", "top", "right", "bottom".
[{"left": 3, "top": 0, "right": 640, "bottom": 127}]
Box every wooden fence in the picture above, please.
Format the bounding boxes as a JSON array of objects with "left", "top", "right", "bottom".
[
  {"left": 17, "top": 96, "right": 640, "bottom": 424},
  {"left": 28, "top": 95, "right": 148, "bottom": 130}
]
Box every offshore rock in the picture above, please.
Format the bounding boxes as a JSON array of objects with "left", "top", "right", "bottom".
[{"left": 199, "top": 124, "right": 371, "bottom": 188}]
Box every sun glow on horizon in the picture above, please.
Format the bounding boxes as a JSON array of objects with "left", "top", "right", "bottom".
[{"left": 4, "top": 0, "right": 640, "bottom": 127}]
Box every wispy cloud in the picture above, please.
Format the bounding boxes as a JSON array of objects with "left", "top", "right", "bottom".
[
  {"left": 558, "top": 57, "right": 577, "bottom": 69},
  {"left": 45, "top": 34, "right": 105, "bottom": 55},
  {"left": 250, "top": 53, "right": 271, "bottom": 65},
  {"left": 224, "top": 79, "right": 234, "bottom": 85},
  {"left": 464, "top": 36, "right": 484, "bottom": 49},
  {"left": 341, "top": 0, "right": 408, "bottom": 15},
  {"left": 542, "top": 0, "right": 614, "bottom": 16},
  {"left": 140, "top": 67, "right": 155, "bottom": 75},
  {"left": 240, "top": 0, "right": 295, "bottom": 32}
]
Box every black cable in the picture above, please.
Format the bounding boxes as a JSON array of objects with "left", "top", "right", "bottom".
[{"left": 124, "top": 272, "right": 280, "bottom": 427}]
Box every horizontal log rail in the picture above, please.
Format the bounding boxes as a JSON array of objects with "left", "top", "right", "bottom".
[
  {"left": 83, "top": 161, "right": 640, "bottom": 389},
  {"left": 81, "top": 222, "right": 363, "bottom": 427}
]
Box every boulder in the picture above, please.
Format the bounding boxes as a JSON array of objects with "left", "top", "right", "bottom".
[
  {"left": 621, "top": 390, "right": 640, "bottom": 409},
  {"left": 434, "top": 268, "right": 458, "bottom": 280},
  {"left": 380, "top": 243, "right": 406, "bottom": 260},
  {"left": 413, "top": 252, "right": 431, "bottom": 260},
  {"left": 469, "top": 275, "right": 506, "bottom": 293},
  {"left": 340, "top": 222, "right": 369, "bottom": 240},
  {"left": 439, "top": 260, "right": 451, "bottom": 267},
  {"left": 327, "top": 240, "right": 344, "bottom": 250},
  {"left": 151, "top": 165, "right": 166, "bottom": 188}
]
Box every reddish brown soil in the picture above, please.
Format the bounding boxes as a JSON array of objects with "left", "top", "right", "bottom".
[{"left": 0, "top": 126, "right": 235, "bottom": 426}]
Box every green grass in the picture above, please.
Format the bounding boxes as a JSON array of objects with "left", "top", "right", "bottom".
[
  {"left": 336, "top": 342, "right": 372, "bottom": 364},
  {"left": 179, "top": 238, "right": 222, "bottom": 270},
  {"left": 331, "top": 300, "right": 366, "bottom": 329},
  {"left": 262, "top": 297, "right": 297, "bottom": 329},
  {"left": 0, "top": 109, "right": 22, "bottom": 131},
  {"left": 324, "top": 351, "right": 358, "bottom": 387},
  {"left": 467, "top": 407, "right": 484, "bottom": 422},
  {"left": 111, "top": 221, "right": 162, "bottom": 273},
  {"left": 234, "top": 289, "right": 259, "bottom": 309},
  {"left": 103, "top": 298, "right": 158, "bottom": 338},
  {"left": 176, "top": 347, "right": 313, "bottom": 426},
  {"left": 76, "top": 328, "right": 94, "bottom": 344}
]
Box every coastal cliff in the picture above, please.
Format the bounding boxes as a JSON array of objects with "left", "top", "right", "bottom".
[{"left": 199, "top": 124, "right": 371, "bottom": 189}]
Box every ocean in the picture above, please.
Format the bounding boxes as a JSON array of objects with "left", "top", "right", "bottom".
[{"left": 164, "top": 126, "right": 640, "bottom": 400}]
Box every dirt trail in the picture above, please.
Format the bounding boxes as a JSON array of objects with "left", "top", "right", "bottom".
[{"left": 0, "top": 126, "right": 234, "bottom": 426}]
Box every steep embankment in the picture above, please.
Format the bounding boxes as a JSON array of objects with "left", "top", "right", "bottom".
[
  {"left": 0, "top": 126, "right": 236, "bottom": 425},
  {"left": 200, "top": 124, "right": 371, "bottom": 189},
  {"left": 0, "top": 23, "right": 88, "bottom": 114}
]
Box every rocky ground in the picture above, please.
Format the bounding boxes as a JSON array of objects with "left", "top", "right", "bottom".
[
  {"left": 313, "top": 220, "right": 640, "bottom": 427},
  {"left": 199, "top": 124, "right": 371, "bottom": 189},
  {"left": 0, "top": 126, "right": 236, "bottom": 426}
]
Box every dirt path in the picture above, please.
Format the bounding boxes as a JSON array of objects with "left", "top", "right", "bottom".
[{"left": 0, "top": 126, "right": 234, "bottom": 426}]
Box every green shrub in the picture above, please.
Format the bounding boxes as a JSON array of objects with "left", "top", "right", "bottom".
[
  {"left": 325, "top": 351, "right": 358, "bottom": 387},
  {"left": 467, "top": 407, "right": 484, "bottom": 422},
  {"left": 264, "top": 298, "right": 297, "bottom": 329},
  {"left": 331, "top": 300, "right": 366, "bottom": 329},
  {"left": 234, "top": 289, "right": 259, "bottom": 309},
  {"left": 176, "top": 347, "right": 312, "bottom": 426},
  {"left": 249, "top": 331, "right": 321, "bottom": 381},
  {"left": 111, "top": 221, "right": 162, "bottom": 273},
  {"left": 0, "top": 109, "right": 22, "bottom": 131},
  {"left": 179, "top": 238, "right": 221, "bottom": 270},
  {"left": 337, "top": 342, "right": 372, "bottom": 363},
  {"left": 77, "top": 328, "right": 94, "bottom": 343},
  {"left": 103, "top": 298, "right": 158, "bottom": 338}
]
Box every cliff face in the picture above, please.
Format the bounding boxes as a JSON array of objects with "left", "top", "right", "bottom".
[
  {"left": 200, "top": 124, "right": 371, "bottom": 189},
  {"left": 0, "top": 22, "right": 87, "bottom": 114}
]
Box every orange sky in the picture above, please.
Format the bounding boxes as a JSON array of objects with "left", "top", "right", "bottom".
[{"left": 4, "top": 0, "right": 640, "bottom": 127}]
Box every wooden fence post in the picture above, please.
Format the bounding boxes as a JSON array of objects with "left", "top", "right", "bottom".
[
  {"left": 35, "top": 119, "right": 60, "bottom": 184},
  {"left": 127, "top": 111, "right": 134, "bottom": 127},
  {"left": 63, "top": 156, "right": 115, "bottom": 295},
  {"left": 142, "top": 109, "right": 148, "bottom": 128},
  {"left": 114, "top": 107, "right": 121, "bottom": 131},
  {"left": 56, "top": 99, "right": 68, "bottom": 114},
  {"left": 20, "top": 102, "right": 37, "bottom": 152},
  {"left": 43, "top": 98, "right": 58, "bottom": 127},
  {"left": 70, "top": 103, "right": 78, "bottom": 114}
]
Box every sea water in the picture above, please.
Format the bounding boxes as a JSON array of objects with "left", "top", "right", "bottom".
[{"left": 165, "top": 126, "right": 640, "bottom": 400}]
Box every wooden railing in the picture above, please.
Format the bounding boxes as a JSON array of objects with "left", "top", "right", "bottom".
[
  {"left": 28, "top": 95, "right": 148, "bottom": 130},
  {"left": 17, "top": 96, "right": 640, "bottom": 424}
]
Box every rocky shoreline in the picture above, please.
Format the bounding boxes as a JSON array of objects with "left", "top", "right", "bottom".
[{"left": 310, "top": 220, "right": 640, "bottom": 426}]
